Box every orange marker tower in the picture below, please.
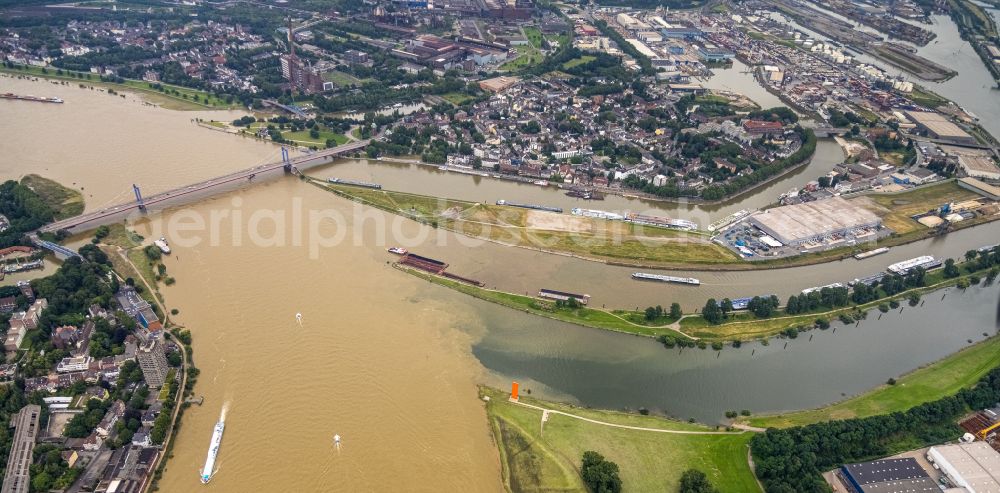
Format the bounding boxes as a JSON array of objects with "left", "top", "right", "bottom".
[{"left": 511, "top": 381, "right": 519, "bottom": 401}]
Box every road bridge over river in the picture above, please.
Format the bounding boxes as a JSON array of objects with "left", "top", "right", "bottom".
[{"left": 38, "top": 139, "right": 368, "bottom": 234}]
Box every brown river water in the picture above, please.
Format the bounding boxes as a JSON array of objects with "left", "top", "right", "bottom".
[{"left": 1, "top": 27, "right": 999, "bottom": 490}]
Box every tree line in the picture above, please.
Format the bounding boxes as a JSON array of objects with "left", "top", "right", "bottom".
[{"left": 751, "top": 364, "right": 1000, "bottom": 492}]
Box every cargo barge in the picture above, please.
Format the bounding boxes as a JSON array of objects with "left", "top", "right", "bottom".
[
  {"left": 1, "top": 93, "right": 63, "bottom": 104},
  {"left": 631, "top": 272, "right": 700, "bottom": 285},
  {"left": 328, "top": 177, "right": 382, "bottom": 189},
  {"left": 538, "top": 288, "right": 590, "bottom": 305},
  {"left": 887, "top": 256, "right": 941, "bottom": 275},
  {"left": 854, "top": 247, "right": 889, "bottom": 260},
  {"left": 495, "top": 200, "right": 563, "bottom": 213},
  {"left": 399, "top": 252, "right": 448, "bottom": 274}
]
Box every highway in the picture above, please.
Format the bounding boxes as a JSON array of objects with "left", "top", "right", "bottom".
[{"left": 39, "top": 139, "right": 368, "bottom": 233}]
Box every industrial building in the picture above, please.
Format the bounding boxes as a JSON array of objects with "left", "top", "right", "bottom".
[
  {"left": 958, "top": 154, "right": 1000, "bottom": 181},
  {"left": 478, "top": 76, "right": 520, "bottom": 92},
  {"left": 1, "top": 405, "right": 41, "bottom": 493},
  {"left": 927, "top": 442, "right": 1000, "bottom": 491},
  {"left": 839, "top": 457, "right": 938, "bottom": 493},
  {"left": 959, "top": 177, "right": 1000, "bottom": 200},
  {"left": 748, "top": 196, "right": 882, "bottom": 247},
  {"left": 905, "top": 111, "right": 977, "bottom": 144}
]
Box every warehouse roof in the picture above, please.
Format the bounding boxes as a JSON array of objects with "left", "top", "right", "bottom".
[
  {"left": 841, "top": 458, "right": 938, "bottom": 493},
  {"left": 749, "top": 196, "right": 880, "bottom": 244},
  {"left": 905, "top": 111, "right": 973, "bottom": 139},
  {"left": 929, "top": 442, "right": 1000, "bottom": 491}
]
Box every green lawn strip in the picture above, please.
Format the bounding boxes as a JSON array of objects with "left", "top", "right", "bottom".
[
  {"left": 282, "top": 129, "right": 349, "bottom": 147},
  {"left": 482, "top": 387, "right": 760, "bottom": 492},
  {"left": 441, "top": 92, "right": 473, "bottom": 105},
  {"left": 101, "top": 224, "right": 142, "bottom": 249},
  {"left": 746, "top": 335, "right": 1000, "bottom": 428},
  {"left": 561, "top": 55, "right": 596, "bottom": 69},
  {"left": 19, "top": 174, "right": 84, "bottom": 220}
]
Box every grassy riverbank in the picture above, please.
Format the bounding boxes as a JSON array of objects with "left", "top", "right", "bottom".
[
  {"left": 317, "top": 178, "right": 999, "bottom": 271},
  {"left": 1, "top": 65, "right": 236, "bottom": 110},
  {"left": 398, "top": 265, "right": 684, "bottom": 338},
  {"left": 482, "top": 387, "right": 760, "bottom": 492},
  {"left": 743, "top": 335, "right": 1000, "bottom": 429},
  {"left": 20, "top": 174, "right": 84, "bottom": 220},
  {"left": 315, "top": 180, "right": 739, "bottom": 266}
]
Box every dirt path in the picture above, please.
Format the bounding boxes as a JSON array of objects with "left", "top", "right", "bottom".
[{"left": 512, "top": 399, "right": 744, "bottom": 435}]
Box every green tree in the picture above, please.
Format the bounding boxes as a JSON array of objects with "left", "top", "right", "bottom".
[
  {"left": 580, "top": 451, "right": 622, "bottom": 493},
  {"left": 669, "top": 302, "right": 682, "bottom": 319},
  {"left": 703, "top": 298, "right": 722, "bottom": 324},
  {"left": 943, "top": 258, "right": 960, "bottom": 278},
  {"left": 678, "top": 469, "right": 718, "bottom": 493},
  {"left": 143, "top": 245, "right": 162, "bottom": 261}
]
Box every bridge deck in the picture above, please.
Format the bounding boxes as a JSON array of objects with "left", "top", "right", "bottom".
[{"left": 39, "top": 139, "right": 368, "bottom": 233}]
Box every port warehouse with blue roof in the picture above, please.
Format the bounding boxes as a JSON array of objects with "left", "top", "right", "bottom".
[{"left": 838, "top": 457, "right": 939, "bottom": 493}]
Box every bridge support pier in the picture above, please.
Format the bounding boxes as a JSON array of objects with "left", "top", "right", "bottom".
[{"left": 281, "top": 147, "right": 292, "bottom": 173}]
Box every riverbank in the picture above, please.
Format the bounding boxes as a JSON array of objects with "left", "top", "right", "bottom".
[
  {"left": 0, "top": 65, "right": 236, "bottom": 111},
  {"left": 397, "top": 257, "right": 998, "bottom": 343},
  {"left": 742, "top": 334, "right": 1000, "bottom": 428},
  {"left": 316, "top": 177, "right": 1000, "bottom": 271},
  {"left": 20, "top": 174, "right": 84, "bottom": 221},
  {"left": 481, "top": 386, "right": 759, "bottom": 492}
]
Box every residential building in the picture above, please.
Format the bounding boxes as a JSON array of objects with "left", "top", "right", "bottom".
[{"left": 137, "top": 340, "right": 170, "bottom": 388}]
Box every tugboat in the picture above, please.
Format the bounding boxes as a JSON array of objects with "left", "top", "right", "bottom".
[{"left": 387, "top": 247, "right": 408, "bottom": 255}]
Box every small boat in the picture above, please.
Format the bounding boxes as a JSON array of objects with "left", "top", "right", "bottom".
[
  {"left": 154, "top": 237, "right": 171, "bottom": 254},
  {"left": 388, "top": 247, "right": 408, "bottom": 255}
]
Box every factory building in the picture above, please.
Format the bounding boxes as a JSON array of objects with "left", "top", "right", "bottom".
[
  {"left": 905, "top": 111, "right": 977, "bottom": 145},
  {"left": 748, "top": 196, "right": 881, "bottom": 247},
  {"left": 839, "top": 457, "right": 938, "bottom": 493}
]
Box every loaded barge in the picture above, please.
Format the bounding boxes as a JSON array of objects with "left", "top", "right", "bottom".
[
  {"left": 854, "top": 247, "right": 889, "bottom": 260},
  {"left": 631, "top": 272, "right": 700, "bottom": 285},
  {"left": 393, "top": 250, "right": 485, "bottom": 286},
  {"left": 328, "top": 177, "right": 382, "bottom": 189},
  {"left": 1, "top": 93, "right": 63, "bottom": 104},
  {"left": 538, "top": 289, "right": 590, "bottom": 305},
  {"left": 495, "top": 200, "right": 563, "bottom": 213}
]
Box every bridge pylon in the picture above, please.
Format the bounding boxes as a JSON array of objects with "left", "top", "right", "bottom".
[
  {"left": 133, "top": 184, "right": 146, "bottom": 211},
  {"left": 281, "top": 147, "right": 292, "bottom": 173}
]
